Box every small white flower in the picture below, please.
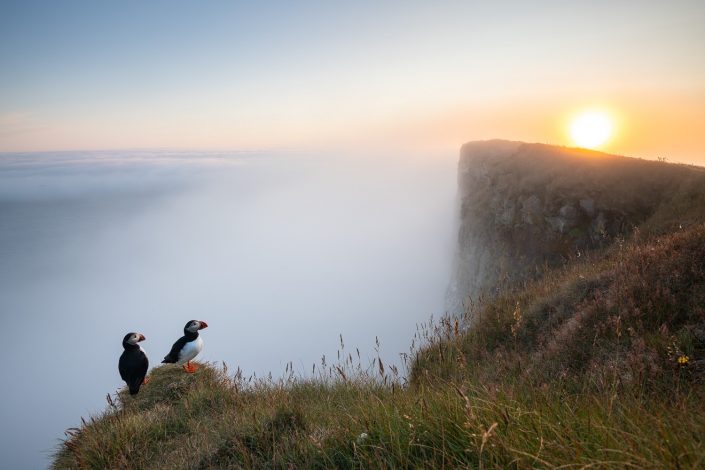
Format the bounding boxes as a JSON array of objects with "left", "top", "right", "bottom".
[{"left": 356, "top": 432, "right": 369, "bottom": 444}]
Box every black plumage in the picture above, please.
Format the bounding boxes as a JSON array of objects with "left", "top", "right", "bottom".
[{"left": 119, "top": 332, "right": 149, "bottom": 395}]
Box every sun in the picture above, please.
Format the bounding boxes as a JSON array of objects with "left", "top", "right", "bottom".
[{"left": 569, "top": 110, "right": 613, "bottom": 149}]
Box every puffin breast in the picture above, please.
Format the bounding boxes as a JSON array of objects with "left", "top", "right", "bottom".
[{"left": 177, "top": 336, "right": 204, "bottom": 364}]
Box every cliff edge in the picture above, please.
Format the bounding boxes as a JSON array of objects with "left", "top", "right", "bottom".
[{"left": 447, "top": 139, "right": 705, "bottom": 313}]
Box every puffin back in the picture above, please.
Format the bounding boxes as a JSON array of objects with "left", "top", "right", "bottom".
[{"left": 119, "top": 348, "right": 149, "bottom": 395}]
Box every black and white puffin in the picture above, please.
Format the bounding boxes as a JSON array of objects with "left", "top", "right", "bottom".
[
  {"left": 161, "top": 320, "right": 208, "bottom": 373},
  {"left": 118, "top": 332, "right": 149, "bottom": 395}
]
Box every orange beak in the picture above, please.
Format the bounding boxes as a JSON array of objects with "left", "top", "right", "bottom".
[
  {"left": 198, "top": 321, "right": 208, "bottom": 330},
  {"left": 138, "top": 334, "right": 146, "bottom": 342}
]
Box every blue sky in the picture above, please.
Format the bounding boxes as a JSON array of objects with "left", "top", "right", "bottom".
[{"left": 1, "top": 1, "right": 704, "bottom": 161}]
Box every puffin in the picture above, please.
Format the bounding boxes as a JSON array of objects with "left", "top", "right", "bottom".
[
  {"left": 162, "top": 320, "right": 208, "bottom": 373},
  {"left": 118, "top": 332, "right": 149, "bottom": 395}
]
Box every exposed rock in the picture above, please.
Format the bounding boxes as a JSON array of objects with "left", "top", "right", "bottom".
[
  {"left": 545, "top": 215, "right": 568, "bottom": 233},
  {"left": 580, "top": 198, "right": 596, "bottom": 217},
  {"left": 591, "top": 212, "right": 607, "bottom": 239},
  {"left": 520, "top": 195, "right": 542, "bottom": 225},
  {"left": 496, "top": 200, "right": 516, "bottom": 226},
  {"left": 559, "top": 204, "right": 579, "bottom": 221}
]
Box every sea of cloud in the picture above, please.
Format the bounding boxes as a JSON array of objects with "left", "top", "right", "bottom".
[{"left": 0, "top": 148, "right": 457, "bottom": 468}]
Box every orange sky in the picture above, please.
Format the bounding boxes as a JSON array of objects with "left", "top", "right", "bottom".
[{"left": 1, "top": 2, "right": 704, "bottom": 165}]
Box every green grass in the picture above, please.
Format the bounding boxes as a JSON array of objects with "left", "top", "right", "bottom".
[
  {"left": 54, "top": 363, "right": 705, "bottom": 468},
  {"left": 412, "top": 223, "right": 705, "bottom": 394}
]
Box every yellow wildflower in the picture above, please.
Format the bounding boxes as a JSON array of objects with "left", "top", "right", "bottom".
[{"left": 677, "top": 355, "right": 689, "bottom": 365}]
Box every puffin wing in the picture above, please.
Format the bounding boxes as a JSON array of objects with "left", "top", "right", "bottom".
[
  {"left": 118, "top": 351, "right": 130, "bottom": 381},
  {"left": 162, "top": 336, "right": 188, "bottom": 363}
]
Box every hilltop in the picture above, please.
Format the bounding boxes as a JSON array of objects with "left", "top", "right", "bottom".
[{"left": 54, "top": 142, "right": 705, "bottom": 469}]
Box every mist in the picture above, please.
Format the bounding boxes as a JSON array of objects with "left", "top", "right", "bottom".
[{"left": 0, "top": 149, "right": 456, "bottom": 468}]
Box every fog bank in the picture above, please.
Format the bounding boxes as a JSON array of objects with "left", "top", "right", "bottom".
[{"left": 0, "top": 149, "right": 456, "bottom": 468}]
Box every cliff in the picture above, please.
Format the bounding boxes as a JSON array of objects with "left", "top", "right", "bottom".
[{"left": 447, "top": 140, "right": 705, "bottom": 313}]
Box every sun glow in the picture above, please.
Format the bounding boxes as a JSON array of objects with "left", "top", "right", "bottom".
[{"left": 570, "top": 110, "right": 613, "bottom": 149}]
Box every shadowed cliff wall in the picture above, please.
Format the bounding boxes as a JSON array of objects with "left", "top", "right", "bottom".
[{"left": 447, "top": 140, "right": 704, "bottom": 313}]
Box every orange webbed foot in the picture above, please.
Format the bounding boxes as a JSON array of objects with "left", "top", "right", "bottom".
[
  {"left": 183, "top": 362, "right": 198, "bottom": 373},
  {"left": 142, "top": 377, "right": 151, "bottom": 385}
]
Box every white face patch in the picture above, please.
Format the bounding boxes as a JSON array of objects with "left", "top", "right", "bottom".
[
  {"left": 186, "top": 321, "right": 200, "bottom": 333},
  {"left": 127, "top": 334, "right": 140, "bottom": 345}
]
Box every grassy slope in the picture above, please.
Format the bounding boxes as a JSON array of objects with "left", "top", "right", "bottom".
[
  {"left": 54, "top": 361, "right": 705, "bottom": 469},
  {"left": 54, "top": 170, "right": 705, "bottom": 469},
  {"left": 413, "top": 222, "right": 705, "bottom": 390}
]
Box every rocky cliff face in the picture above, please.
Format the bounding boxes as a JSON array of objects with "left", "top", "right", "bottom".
[{"left": 447, "top": 140, "right": 701, "bottom": 313}]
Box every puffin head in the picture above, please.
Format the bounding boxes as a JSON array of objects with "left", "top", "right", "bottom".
[
  {"left": 184, "top": 320, "right": 208, "bottom": 334},
  {"left": 122, "top": 332, "right": 146, "bottom": 348}
]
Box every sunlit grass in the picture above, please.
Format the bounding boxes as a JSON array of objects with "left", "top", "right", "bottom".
[{"left": 54, "top": 361, "right": 705, "bottom": 469}]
